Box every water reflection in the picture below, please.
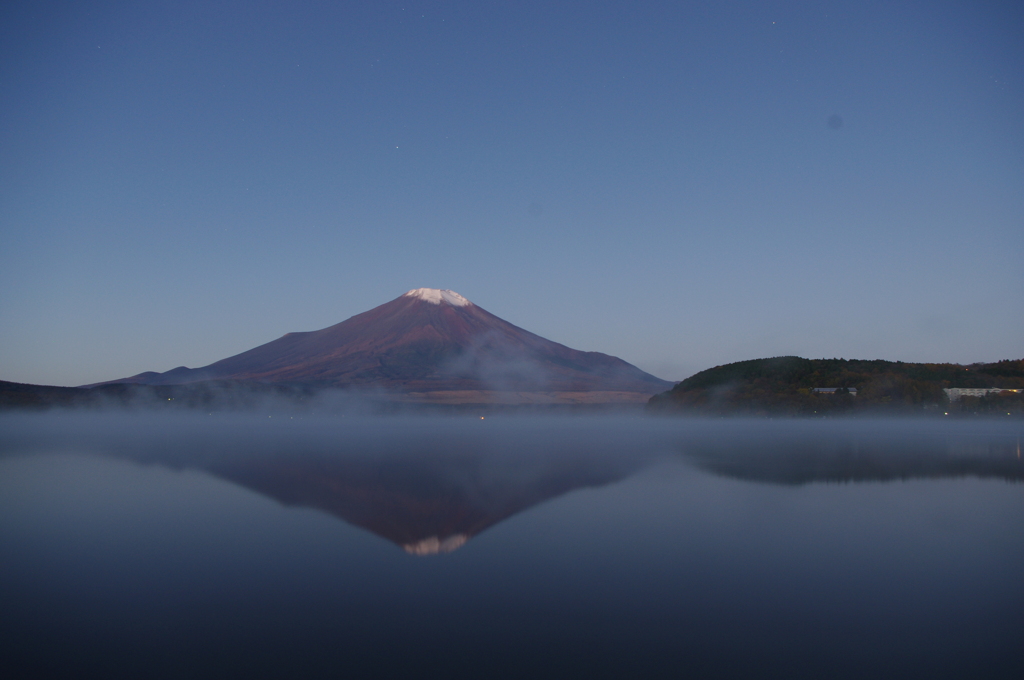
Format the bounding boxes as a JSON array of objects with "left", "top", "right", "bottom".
[
  {"left": 1, "top": 414, "right": 1020, "bottom": 554},
  {"left": 182, "top": 425, "right": 1024, "bottom": 554},
  {"left": 2, "top": 414, "right": 1023, "bottom": 679},
  {"left": 0, "top": 414, "right": 656, "bottom": 554},
  {"left": 202, "top": 443, "right": 643, "bottom": 555},
  {"left": 677, "top": 425, "right": 1024, "bottom": 485}
]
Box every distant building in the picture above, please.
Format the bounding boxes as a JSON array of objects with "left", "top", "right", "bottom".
[
  {"left": 943, "top": 387, "right": 1021, "bottom": 402},
  {"left": 811, "top": 387, "right": 857, "bottom": 396}
]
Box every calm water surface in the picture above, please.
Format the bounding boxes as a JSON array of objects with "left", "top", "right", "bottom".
[{"left": 1, "top": 414, "right": 1022, "bottom": 679}]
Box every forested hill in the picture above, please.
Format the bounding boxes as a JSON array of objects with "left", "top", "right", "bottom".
[{"left": 648, "top": 357, "right": 1024, "bottom": 416}]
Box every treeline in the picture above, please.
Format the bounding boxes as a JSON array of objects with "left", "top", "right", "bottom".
[
  {"left": 0, "top": 380, "right": 324, "bottom": 411},
  {"left": 647, "top": 357, "right": 1024, "bottom": 416}
]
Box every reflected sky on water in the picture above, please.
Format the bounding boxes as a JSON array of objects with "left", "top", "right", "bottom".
[{"left": 1, "top": 414, "right": 1022, "bottom": 679}]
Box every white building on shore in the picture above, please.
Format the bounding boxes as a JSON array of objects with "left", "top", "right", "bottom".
[
  {"left": 943, "top": 387, "right": 1022, "bottom": 401},
  {"left": 811, "top": 387, "right": 857, "bottom": 395}
]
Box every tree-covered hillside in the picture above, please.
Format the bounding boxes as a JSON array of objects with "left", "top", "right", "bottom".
[{"left": 647, "top": 357, "right": 1024, "bottom": 416}]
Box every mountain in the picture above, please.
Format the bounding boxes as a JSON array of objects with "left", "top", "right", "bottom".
[
  {"left": 96, "top": 288, "right": 671, "bottom": 401},
  {"left": 648, "top": 356, "right": 1024, "bottom": 415}
]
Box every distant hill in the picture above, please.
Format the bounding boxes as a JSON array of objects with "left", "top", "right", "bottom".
[
  {"left": 0, "top": 379, "right": 322, "bottom": 411},
  {"left": 648, "top": 357, "right": 1024, "bottom": 416}
]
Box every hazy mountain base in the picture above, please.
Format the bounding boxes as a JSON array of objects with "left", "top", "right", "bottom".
[
  {"left": 0, "top": 379, "right": 654, "bottom": 413},
  {"left": 648, "top": 356, "right": 1024, "bottom": 417},
  {"left": 393, "top": 390, "right": 654, "bottom": 404}
]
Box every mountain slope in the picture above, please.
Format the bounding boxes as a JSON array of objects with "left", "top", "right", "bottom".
[{"left": 98, "top": 288, "right": 670, "bottom": 395}]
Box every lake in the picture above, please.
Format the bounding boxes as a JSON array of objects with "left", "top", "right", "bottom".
[{"left": 1, "top": 413, "right": 1022, "bottom": 679}]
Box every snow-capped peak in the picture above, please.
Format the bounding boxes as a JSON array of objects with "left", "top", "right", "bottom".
[{"left": 403, "top": 288, "right": 472, "bottom": 307}]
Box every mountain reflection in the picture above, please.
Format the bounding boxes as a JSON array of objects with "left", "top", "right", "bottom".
[
  {"left": 0, "top": 415, "right": 657, "bottom": 554},
  {"left": 203, "top": 444, "right": 644, "bottom": 554},
  {"left": 679, "top": 428, "right": 1024, "bottom": 485}
]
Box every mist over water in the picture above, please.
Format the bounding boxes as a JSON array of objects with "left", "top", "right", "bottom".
[{"left": 1, "top": 413, "right": 1022, "bottom": 679}]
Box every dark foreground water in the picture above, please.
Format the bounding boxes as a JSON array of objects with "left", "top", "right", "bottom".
[{"left": 1, "top": 414, "right": 1022, "bottom": 679}]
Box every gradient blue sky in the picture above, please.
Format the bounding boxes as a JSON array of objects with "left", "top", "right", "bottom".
[{"left": 2, "top": 0, "right": 1021, "bottom": 386}]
